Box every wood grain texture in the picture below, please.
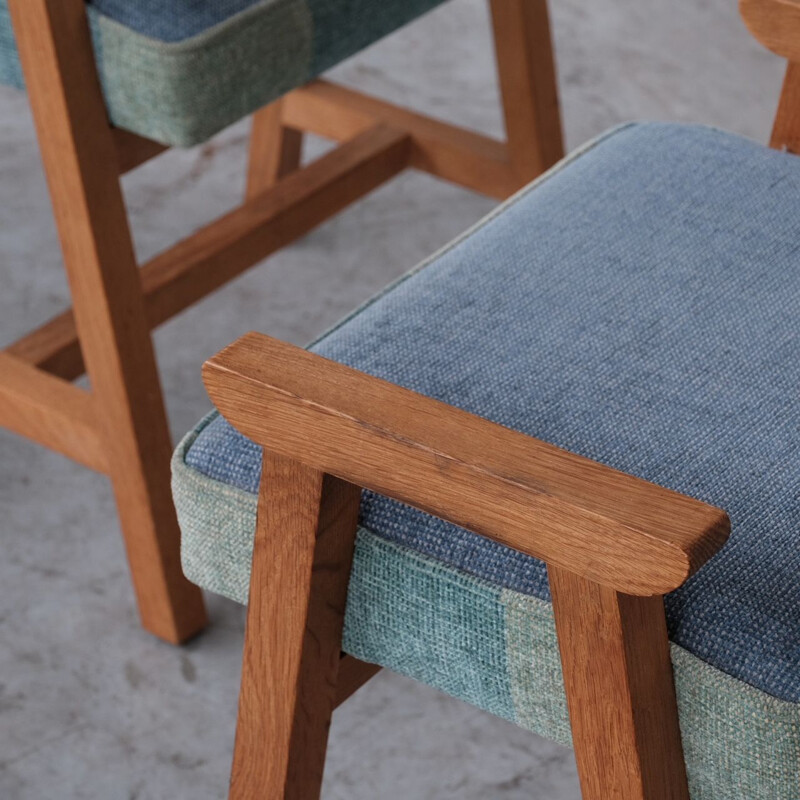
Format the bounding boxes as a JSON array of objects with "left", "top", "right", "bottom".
[
  {"left": 142, "top": 125, "right": 409, "bottom": 329},
  {"left": 282, "top": 79, "right": 520, "bottom": 199},
  {"left": 770, "top": 61, "right": 800, "bottom": 151},
  {"left": 490, "top": 0, "right": 565, "bottom": 180},
  {"left": 246, "top": 100, "right": 303, "bottom": 199},
  {"left": 6, "top": 125, "right": 411, "bottom": 382},
  {"left": 0, "top": 353, "right": 107, "bottom": 472},
  {"left": 4, "top": 308, "right": 83, "bottom": 379},
  {"left": 549, "top": 565, "right": 689, "bottom": 800},
  {"left": 8, "top": 0, "right": 206, "bottom": 643},
  {"left": 203, "top": 334, "right": 730, "bottom": 596},
  {"left": 740, "top": 0, "right": 800, "bottom": 62},
  {"left": 4, "top": 2, "right": 562, "bottom": 382},
  {"left": 230, "top": 452, "right": 361, "bottom": 800}
]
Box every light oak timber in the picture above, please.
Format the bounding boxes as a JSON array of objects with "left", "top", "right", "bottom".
[
  {"left": 8, "top": 0, "right": 207, "bottom": 643},
  {"left": 246, "top": 99, "right": 303, "bottom": 199},
  {"left": 771, "top": 61, "right": 800, "bottom": 152},
  {"left": 5, "top": 2, "right": 565, "bottom": 379},
  {"left": 5, "top": 125, "right": 411, "bottom": 382},
  {"left": 206, "top": 331, "right": 730, "bottom": 799},
  {"left": 2, "top": 0, "right": 566, "bottom": 651},
  {"left": 203, "top": 334, "right": 731, "bottom": 596},
  {"left": 549, "top": 566, "right": 689, "bottom": 799},
  {"left": 282, "top": 80, "right": 520, "bottom": 199},
  {"left": 740, "top": 2, "right": 800, "bottom": 150},
  {"left": 282, "top": 83, "right": 374, "bottom": 141},
  {"left": 229, "top": 452, "right": 361, "bottom": 800},
  {"left": 0, "top": 352, "right": 107, "bottom": 472},
  {"left": 5, "top": 307, "right": 84, "bottom": 381},
  {"left": 144, "top": 125, "right": 410, "bottom": 327},
  {"left": 740, "top": 0, "right": 800, "bottom": 63},
  {"left": 490, "top": 0, "right": 565, "bottom": 179}
]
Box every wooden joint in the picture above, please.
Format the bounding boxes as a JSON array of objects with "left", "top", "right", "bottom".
[
  {"left": 549, "top": 566, "right": 689, "bottom": 799},
  {"left": 282, "top": 79, "right": 520, "bottom": 199},
  {"left": 230, "top": 451, "right": 361, "bottom": 799},
  {"left": 5, "top": 125, "right": 412, "bottom": 382},
  {"left": 246, "top": 100, "right": 304, "bottom": 198},
  {"left": 0, "top": 353, "right": 107, "bottom": 472},
  {"left": 202, "top": 333, "right": 730, "bottom": 596}
]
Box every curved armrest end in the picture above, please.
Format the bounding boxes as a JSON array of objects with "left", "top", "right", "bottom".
[
  {"left": 740, "top": 0, "right": 800, "bottom": 61},
  {"left": 203, "top": 333, "right": 730, "bottom": 596}
]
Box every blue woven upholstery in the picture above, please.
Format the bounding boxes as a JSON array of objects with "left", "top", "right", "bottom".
[
  {"left": 185, "top": 121, "right": 800, "bottom": 702},
  {"left": 80, "top": 0, "right": 264, "bottom": 42},
  {"left": 175, "top": 123, "right": 800, "bottom": 795},
  {"left": 0, "top": 0, "right": 448, "bottom": 146}
]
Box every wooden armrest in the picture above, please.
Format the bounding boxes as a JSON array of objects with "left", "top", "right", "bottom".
[
  {"left": 741, "top": 0, "right": 800, "bottom": 61},
  {"left": 203, "top": 333, "right": 730, "bottom": 596}
]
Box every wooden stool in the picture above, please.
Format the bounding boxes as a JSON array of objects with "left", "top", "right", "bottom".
[{"left": 0, "top": 0, "right": 563, "bottom": 643}]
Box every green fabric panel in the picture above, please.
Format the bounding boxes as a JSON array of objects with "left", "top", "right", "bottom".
[
  {"left": 0, "top": 0, "right": 451, "bottom": 146},
  {"left": 92, "top": 0, "right": 312, "bottom": 147},
  {"left": 672, "top": 647, "right": 800, "bottom": 799},
  {"left": 343, "top": 531, "right": 516, "bottom": 725},
  {"left": 173, "top": 419, "right": 515, "bottom": 721},
  {"left": 172, "top": 414, "right": 256, "bottom": 604},
  {"left": 172, "top": 425, "right": 800, "bottom": 797},
  {"left": 503, "top": 591, "right": 800, "bottom": 799},
  {"left": 502, "top": 590, "right": 572, "bottom": 746}
]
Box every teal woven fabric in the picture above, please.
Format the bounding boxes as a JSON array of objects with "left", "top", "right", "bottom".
[
  {"left": 0, "top": 0, "right": 448, "bottom": 147},
  {"left": 172, "top": 421, "right": 800, "bottom": 799}
]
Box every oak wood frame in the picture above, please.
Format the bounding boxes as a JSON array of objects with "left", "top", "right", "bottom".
[
  {"left": 2, "top": 0, "right": 564, "bottom": 643},
  {"left": 741, "top": 0, "right": 800, "bottom": 151},
  {"left": 198, "top": 4, "right": 788, "bottom": 794},
  {"left": 204, "top": 333, "right": 730, "bottom": 800}
]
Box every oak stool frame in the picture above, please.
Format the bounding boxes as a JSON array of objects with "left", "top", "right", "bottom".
[
  {"left": 205, "top": 334, "right": 730, "bottom": 800},
  {"left": 0, "top": 0, "right": 564, "bottom": 643},
  {"left": 198, "top": 0, "right": 800, "bottom": 795}
]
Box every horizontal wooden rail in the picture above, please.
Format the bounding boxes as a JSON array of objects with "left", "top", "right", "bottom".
[
  {"left": 5, "top": 310, "right": 83, "bottom": 380},
  {"left": 203, "top": 334, "right": 730, "bottom": 596},
  {"left": 283, "top": 79, "right": 520, "bottom": 199},
  {"left": 6, "top": 125, "right": 411, "bottom": 381},
  {"left": 0, "top": 353, "right": 107, "bottom": 471}
]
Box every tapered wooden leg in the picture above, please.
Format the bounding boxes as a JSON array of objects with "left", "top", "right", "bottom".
[
  {"left": 246, "top": 99, "right": 303, "bottom": 199},
  {"left": 230, "top": 452, "right": 361, "bottom": 800},
  {"left": 549, "top": 565, "right": 689, "bottom": 800},
  {"left": 490, "top": 0, "right": 565, "bottom": 182},
  {"left": 9, "top": 0, "right": 207, "bottom": 643},
  {"left": 771, "top": 61, "right": 800, "bottom": 153}
]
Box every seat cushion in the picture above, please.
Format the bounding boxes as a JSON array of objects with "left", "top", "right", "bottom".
[
  {"left": 0, "top": 0, "right": 448, "bottom": 146},
  {"left": 173, "top": 122, "right": 800, "bottom": 798}
]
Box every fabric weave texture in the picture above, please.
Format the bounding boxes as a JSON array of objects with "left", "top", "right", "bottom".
[
  {"left": 174, "top": 122, "right": 800, "bottom": 797},
  {"left": 0, "top": 0, "right": 448, "bottom": 146}
]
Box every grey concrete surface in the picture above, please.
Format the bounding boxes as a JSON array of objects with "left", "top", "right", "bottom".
[{"left": 0, "top": 0, "right": 785, "bottom": 797}]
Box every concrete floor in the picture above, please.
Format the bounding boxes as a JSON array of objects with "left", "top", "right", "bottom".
[{"left": 0, "top": 0, "right": 785, "bottom": 797}]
